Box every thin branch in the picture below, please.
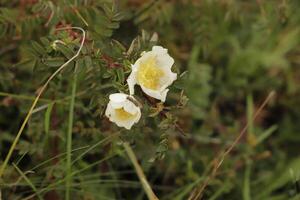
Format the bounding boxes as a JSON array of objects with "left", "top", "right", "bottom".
[
  {"left": 143, "top": 94, "right": 186, "bottom": 136},
  {"left": 123, "top": 142, "right": 159, "bottom": 200}
]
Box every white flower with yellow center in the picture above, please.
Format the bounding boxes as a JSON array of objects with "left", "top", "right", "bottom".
[
  {"left": 105, "top": 93, "right": 141, "bottom": 129},
  {"left": 127, "top": 46, "right": 177, "bottom": 102}
]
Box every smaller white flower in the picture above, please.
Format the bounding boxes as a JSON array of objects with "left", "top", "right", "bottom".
[
  {"left": 127, "top": 46, "right": 177, "bottom": 102},
  {"left": 105, "top": 93, "right": 141, "bottom": 130}
]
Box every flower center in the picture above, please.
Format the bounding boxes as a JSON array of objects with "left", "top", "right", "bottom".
[
  {"left": 115, "top": 108, "right": 135, "bottom": 120},
  {"left": 137, "top": 57, "right": 164, "bottom": 90}
]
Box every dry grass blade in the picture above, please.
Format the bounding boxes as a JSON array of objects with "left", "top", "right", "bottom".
[
  {"left": 188, "top": 91, "right": 276, "bottom": 200},
  {"left": 123, "top": 142, "right": 159, "bottom": 200}
]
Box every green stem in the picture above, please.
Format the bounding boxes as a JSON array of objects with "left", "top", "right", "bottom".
[
  {"left": 243, "top": 160, "right": 251, "bottom": 200},
  {"left": 65, "top": 67, "right": 78, "bottom": 200}
]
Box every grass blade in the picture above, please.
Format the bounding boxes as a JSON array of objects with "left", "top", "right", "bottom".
[
  {"left": 243, "top": 160, "right": 251, "bottom": 200},
  {"left": 123, "top": 142, "right": 159, "bottom": 200},
  {"left": 13, "top": 163, "right": 43, "bottom": 200}
]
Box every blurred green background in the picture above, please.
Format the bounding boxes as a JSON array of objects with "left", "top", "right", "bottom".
[{"left": 1, "top": 0, "right": 300, "bottom": 199}]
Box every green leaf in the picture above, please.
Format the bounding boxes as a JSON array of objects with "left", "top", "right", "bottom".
[
  {"left": 43, "top": 57, "right": 66, "bottom": 67},
  {"left": 44, "top": 103, "right": 54, "bottom": 135},
  {"left": 56, "top": 43, "right": 74, "bottom": 59},
  {"left": 116, "top": 68, "right": 124, "bottom": 84},
  {"left": 257, "top": 158, "right": 300, "bottom": 199},
  {"left": 31, "top": 41, "right": 46, "bottom": 56}
]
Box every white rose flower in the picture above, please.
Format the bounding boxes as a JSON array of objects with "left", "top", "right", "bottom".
[
  {"left": 127, "top": 46, "right": 177, "bottom": 102},
  {"left": 105, "top": 93, "right": 141, "bottom": 130}
]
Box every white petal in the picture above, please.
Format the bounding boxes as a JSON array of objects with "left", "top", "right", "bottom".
[
  {"left": 137, "top": 51, "right": 156, "bottom": 66},
  {"left": 114, "top": 118, "right": 135, "bottom": 130},
  {"left": 134, "top": 109, "right": 141, "bottom": 123},
  {"left": 123, "top": 100, "right": 139, "bottom": 115},
  {"left": 127, "top": 68, "right": 137, "bottom": 95},
  {"left": 152, "top": 46, "right": 168, "bottom": 54},
  {"left": 160, "top": 70, "right": 177, "bottom": 90},
  {"left": 105, "top": 103, "right": 114, "bottom": 118},
  {"left": 152, "top": 46, "right": 174, "bottom": 69},
  {"left": 109, "top": 93, "right": 127, "bottom": 102},
  {"left": 140, "top": 51, "right": 146, "bottom": 56},
  {"left": 156, "top": 52, "right": 174, "bottom": 69},
  {"left": 141, "top": 86, "right": 169, "bottom": 102},
  {"left": 109, "top": 93, "right": 128, "bottom": 109}
]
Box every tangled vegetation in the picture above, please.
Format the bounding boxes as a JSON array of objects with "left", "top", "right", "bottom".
[{"left": 0, "top": 0, "right": 300, "bottom": 199}]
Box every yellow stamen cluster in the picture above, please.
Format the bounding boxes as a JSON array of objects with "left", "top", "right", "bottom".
[
  {"left": 115, "top": 108, "right": 135, "bottom": 120},
  {"left": 137, "top": 57, "right": 164, "bottom": 90}
]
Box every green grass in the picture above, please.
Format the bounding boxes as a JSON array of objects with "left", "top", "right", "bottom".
[
  {"left": 1, "top": 1, "right": 300, "bottom": 199},
  {"left": 13, "top": 163, "right": 43, "bottom": 200}
]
